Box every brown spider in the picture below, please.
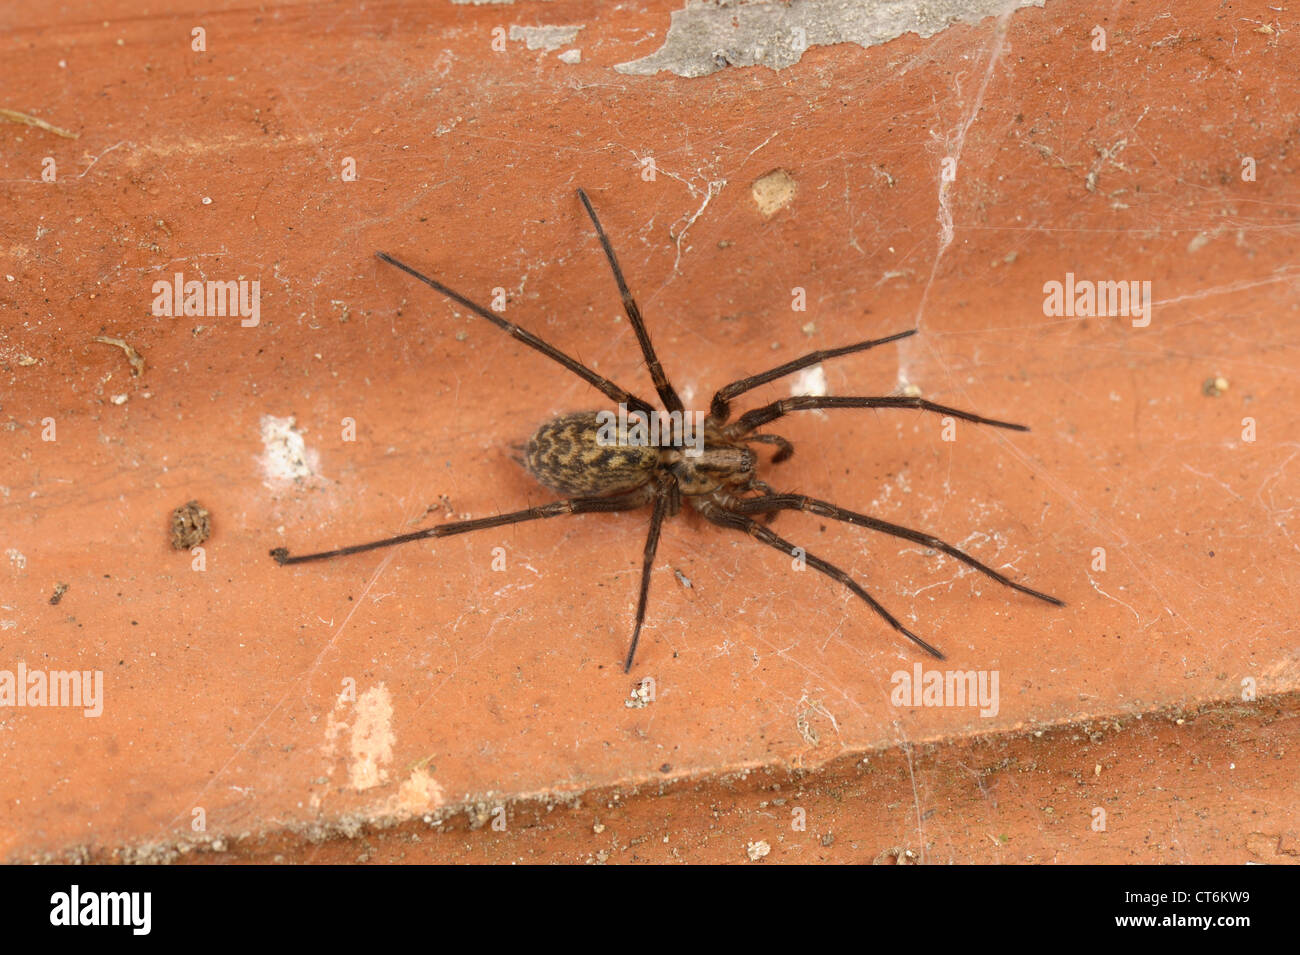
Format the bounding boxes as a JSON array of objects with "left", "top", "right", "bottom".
[{"left": 271, "top": 188, "right": 1062, "bottom": 671}]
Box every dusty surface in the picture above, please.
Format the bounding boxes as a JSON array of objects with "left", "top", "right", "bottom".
[
  {"left": 1, "top": 0, "right": 1297, "bottom": 862},
  {"left": 170, "top": 694, "right": 1300, "bottom": 864}
]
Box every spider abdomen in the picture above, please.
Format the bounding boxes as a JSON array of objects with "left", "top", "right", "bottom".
[{"left": 525, "top": 411, "right": 658, "bottom": 496}]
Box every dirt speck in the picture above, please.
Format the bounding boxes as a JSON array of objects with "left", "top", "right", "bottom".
[
  {"left": 873, "top": 846, "right": 919, "bottom": 865},
  {"left": 1202, "top": 375, "right": 1229, "bottom": 397},
  {"left": 49, "top": 582, "right": 68, "bottom": 605},
  {"left": 170, "top": 500, "right": 211, "bottom": 549}
]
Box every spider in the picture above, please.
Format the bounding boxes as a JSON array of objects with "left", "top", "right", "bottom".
[{"left": 271, "top": 188, "right": 1062, "bottom": 671}]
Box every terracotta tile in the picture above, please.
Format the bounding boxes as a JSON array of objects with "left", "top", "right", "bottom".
[{"left": 1, "top": 0, "right": 1296, "bottom": 863}]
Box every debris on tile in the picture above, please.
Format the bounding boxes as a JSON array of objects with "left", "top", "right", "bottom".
[
  {"left": 0, "top": 106, "right": 78, "bottom": 138},
  {"left": 873, "top": 846, "right": 919, "bottom": 864},
  {"left": 1202, "top": 375, "right": 1229, "bottom": 397},
  {"left": 751, "top": 169, "right": 796, "bottom": 217},
  {"left": 170, "top": 500, "right": 212, "bottom": 549},
  {"left": 260, "top": 414, "right": 319, "bottom": 482},
  {"left": 49, "top": 582, "right": 69, "bottom": 605},
  {"left": 92, "top": 336, "right": 145, "bottom": 376},
  {"left": 625, "top": 679, "right": 653, "bottom": 709},
  {"left": 558, "top": 49, "right": 581, "bottom": 65},
  {"left": 745, "top": 840, "right": 771, "bottom": 861}
]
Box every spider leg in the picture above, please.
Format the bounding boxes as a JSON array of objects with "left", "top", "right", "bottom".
[
  {"left": 624, "top": 488, "right": 671, "bottom": 672},
  {"left": 741, "top": 432, "right": 795, "bottom": 463},
  {"left": 708, "top": 329, "right": 916, "bottom": 424},
  {"left": 271, "top": 485, "right": 654, "bottom": 565},
  {"left": 725, "top": 395, "right": 1030, "bottom": 438},
  {"left": 375, "top": 251, "right": 657, "bottom": 418},
  {"left": 576, "top": 188, "right": 684, "bottom": 415},
  {"left": 739, "top": 478, "right": 781, "bottom": 523},
  {"left": 692, "top": 496, "right": 945, "bottom": 659},
  {"left": 725, "top": 492, "right": 1064, "bottom": 606}
]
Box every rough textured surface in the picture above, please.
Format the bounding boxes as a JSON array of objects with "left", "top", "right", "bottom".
[
  {"left": 1, "top": 0, "right": 1297, "bottom": 863},
  {"left": 616, "top": 0, "right": 1047, "bottom": 77}
]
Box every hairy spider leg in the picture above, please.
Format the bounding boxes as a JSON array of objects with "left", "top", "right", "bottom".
[
  {"left": 722, "top": 492, "right": 1064, "bottom": 606},
  {"left": 624, "top": 489, "right": 670, "bottom": 672},
  {"left": 271, "top": 483, "right": 673, "bottom": 670},
  {"left": 271, "top": 485, "right": 653, "bottom": 565},
  {"left": 692, "top": 497, "right": 945, "bottom": 659},
  {"left": 708, "top": 328, "right": 917, "bottom": 424},
  {"left": 375, "top": 250, "right": 657, "bottom": 418},
  {"left": 726, "top": 395, "right": 1031, "bottom": 438},
  {"left": 577, "top": 188, "right": 684, "bottom": 416},
  {"left": 740, "top": 432, "right": 795, "bottom": 464}
]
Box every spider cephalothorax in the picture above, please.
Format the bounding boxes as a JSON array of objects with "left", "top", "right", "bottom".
[{"left": 272, "top": 189, "right": 1062, "bottom": 671}]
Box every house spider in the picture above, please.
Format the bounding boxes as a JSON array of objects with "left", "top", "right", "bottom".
[{"left": 271, "top": 188, "right": 1062, "bottom": 671}]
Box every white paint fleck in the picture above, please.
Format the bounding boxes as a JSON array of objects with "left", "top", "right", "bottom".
[
  {"left": 790, "top": 364, "right": 828, "bottom": 397},
  {"left": 618, "top": 0, "right": 1046, "bottom": 78},
  {"left": 349, "top": 684, "right": 395, "bottom": 790},
  {"left": 558, "top": 48, "right": 582, "bottom": 64},
  {"left": 393, "top": 766, "right": 446, "bottom": 813},
  {"left": 509, "top": 24, "right": 583, "bottom": 52},
  {"left": 6, "top": 549, "right": 27, "bottom": 571},
  {"left": 259, "top": 414, "right": 320, "bottom": 482}
]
